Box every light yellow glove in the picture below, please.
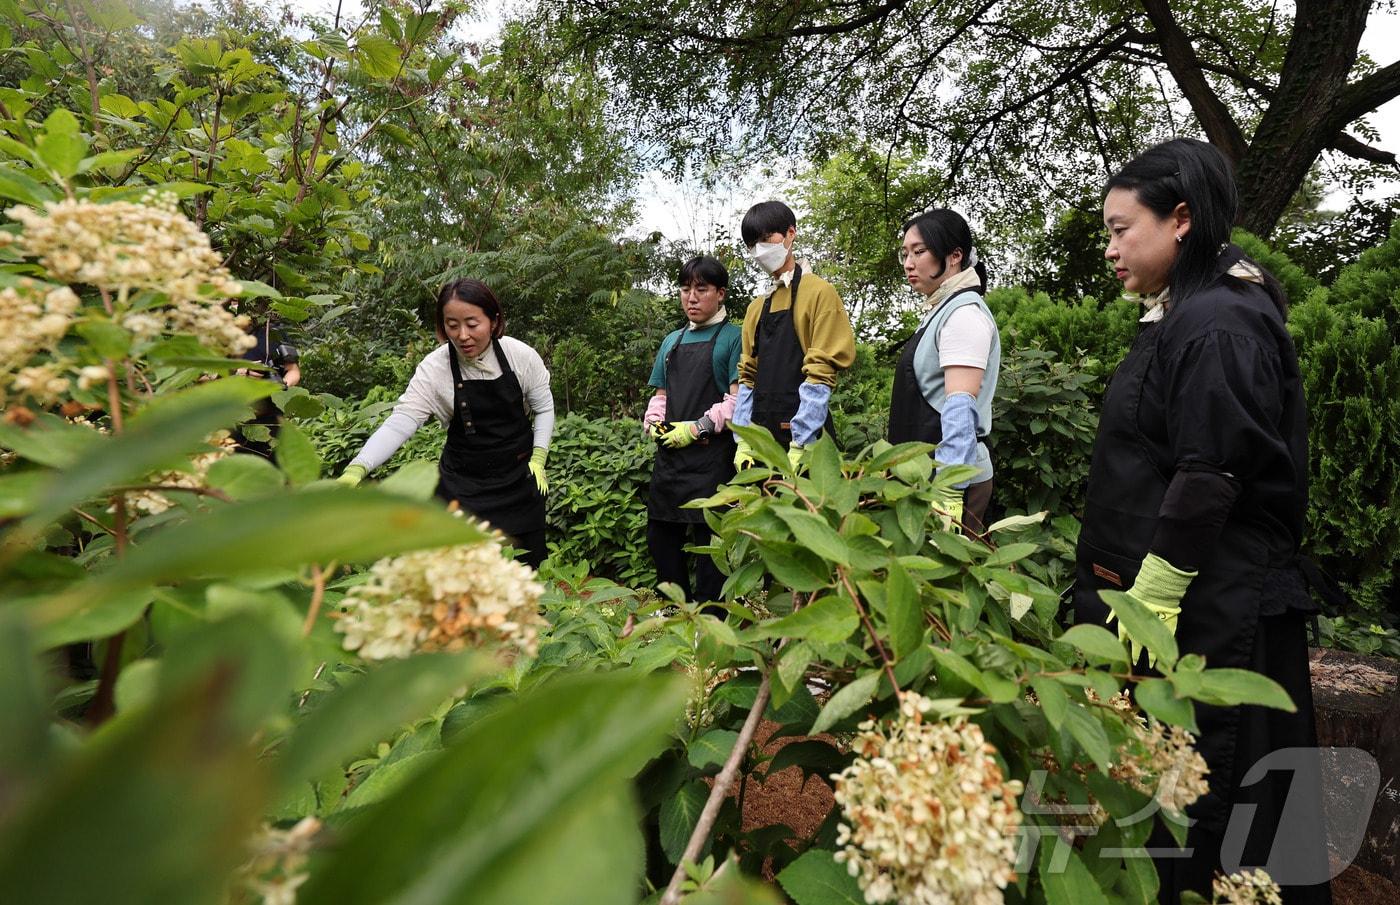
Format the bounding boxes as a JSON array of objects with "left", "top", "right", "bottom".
[
  {"left": 644, "top": 420, "right": 665, "bottom": 439},
  {"left": 733, "top": 435, "right": 755, "bottom": 469},
  {"left": 529, "top": 447, "right": 548, "bottom": 495},
  {"left": 1106, "top": 553, "right": 1194, "bottom": 667},
  {"left": 337, "top": 464, "right": 367, "bottom": 486},
  {"left": 660, "top": 421, "right": 699, "bottom": 449},
  {"left": 786, "top": 444, "right": 805, "bottom": 473}
]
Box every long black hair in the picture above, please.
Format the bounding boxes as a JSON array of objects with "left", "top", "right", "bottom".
[
  {"left": 1106, "top": 138, "right": 1286, "bottom": 314},
  {"left": 901, "top": 208, "right": 987, "bottom": 291}
]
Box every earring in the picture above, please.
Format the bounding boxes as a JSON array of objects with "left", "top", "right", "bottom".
[{"left": 1175, "top": 234, "right": 1183, "bottom": 244}]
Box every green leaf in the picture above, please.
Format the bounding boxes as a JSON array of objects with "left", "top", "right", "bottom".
[
  {"left": 355, "top": 34, "right": 402, "bottom": 79},
  {"left": 765, "top": 739, "right": 847, "bottom": 786},
  {"left": 76, "top": 148, "right": 141, "bottom": 174},
  {"left": 982, "top": 542, "right": 1039, "bottom": 567},
  {"left": 36, "top": 108, "right": 87, "bottom": 178},
  {"left": 1039, "top": 840, "right": 1112, "bottom": 905},
  {"left": 14, "top": 394, "right": 250, "bottom": 547},
  {"left": 1030, "top": 675, "right": 1069, "bottom": 730},
  {"left": 0, "top": 612, "right": 52, "bottom": 784},
  {"left": 750, "top": 594, "right": 857, "bottom": 644},
  {"left": 75, "top": 319, "right": 131, "bottom": 359},
  {"left": 33, "top": 489, "right": 488, "bottom": 629},
  {"left": 1065, "top": 703, "right": 1112, "bottom": 773},
  {"left": 776, "top": 848, "right": 865, "bottom": 905},
  {"left": 759, "top": 541, "right": 832, "bottom": 592},
  {"left": 1057, "top": 624, "right": 1129, "bottom": 664},
  {"left": 732, "top": 423, "right": 789, "bottom": 474},
  {"left": 298, "top": 670, "right": 685, "bottom": 905},
  {"left": 378, "top": 460, "right": 440, "bottom": 500},
  {"left": 274, "top": 420, "right": 322, "bottom": 484},
  {"left": 31, "top": 588, "right": 151, "bottom": 648},
  {"left": 0, "top": 164, "right": 54, "bottom": 205},
  {"left": 345, "top": 751, "right": 439, "bottom": 809},
  {"left": 811, "top": 671, "right": 879, "bottom": 734},
  {"left": 1100, "top": 590, "right": 1178, "bottom": 669},
  {"left": 275, "top": 653, "right": 488, "bottom": 796},
  {"left": 659, "top": 780, "right": 708, "bottom": 863},
  {"left": 688, "top": 728, "right": 740, "bottom": 770},
  {"left": 0, "top": 671, "right": 264, "bottom": 905},
  {"left": 1135, "top": 678, "right": 1198, "bottom": 731},
  {"left": 0, "top": 470, "right": 45, "bottom": 518},
  {"left": 773, "top": 508, "right": 850, "bottom": 565},
  {"left": 204, "top": 454, "right": 285, "bottom": 500},
  {"left": 1194, "top": 668, "right": 1296, "bottom": 711},
  {"left": 884, "top": 563, "right": 924, "bottom": 660},
  {"left": 0, "top": 413, "right": 103, "bottom": 468}
]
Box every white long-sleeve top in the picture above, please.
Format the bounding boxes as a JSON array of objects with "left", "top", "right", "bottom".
[{"left": 350, "top": 337, "right": 554, "bottom": 471}]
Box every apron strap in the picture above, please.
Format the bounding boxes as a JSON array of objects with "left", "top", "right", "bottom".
[
  {"left": 446, "top": 338, "right": 514, "bottom": 437},
  {"left": 753, "top": 263, "right": 801, "bottom": 358}
]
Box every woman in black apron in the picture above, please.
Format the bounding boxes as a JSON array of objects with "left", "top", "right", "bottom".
[
  {"left": 642, "top": 256, "right": 742, "bottom": 603},
  {"left": 338, "top": 279, "right": 554, "bottom": 568},
  {"left": 1073, "top": 139, "right": 1328, "bottom": 903},
  {"left": 886, "top": 208, "right": 1000, "bottom": 535}
]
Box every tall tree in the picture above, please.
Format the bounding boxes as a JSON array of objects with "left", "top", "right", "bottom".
[{"left": 542, "top": 0, "right": 1400, "bottom": 236}]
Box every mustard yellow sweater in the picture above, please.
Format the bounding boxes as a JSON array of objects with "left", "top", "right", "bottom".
[{"left": 738, "top": 270, "right": 856, "bottom": 389}]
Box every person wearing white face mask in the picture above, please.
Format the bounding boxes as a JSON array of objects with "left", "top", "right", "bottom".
[{"left": 730, "top": 200, "right": 856, "bottom": 469}]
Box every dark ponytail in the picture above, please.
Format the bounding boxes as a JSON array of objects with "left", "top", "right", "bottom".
[
  {"left": 901, "top": 208, "right": 986, "bottom": 291},
  {"left": 1106, "top": 138, "right": 1286, "bottom": 314}
]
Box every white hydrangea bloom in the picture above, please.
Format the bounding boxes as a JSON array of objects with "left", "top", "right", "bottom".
[
  {"left": 832, "top": 692, "right": 1024, "bottom": 905},
  {"left": 0, "top": 283, "right": 78, "bottom": 403},
  {"left": 5, "top": 196, "right": 253, "bottom": 356},
  {"left": 1212, "top": 868, "right": 1283, "bottom": 904},
  {"left": 335, "top": 528, "right": 545, "bottom": 662}
]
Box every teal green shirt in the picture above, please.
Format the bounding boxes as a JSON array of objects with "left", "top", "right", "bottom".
[{"left": 648, "top": 321, "right": 742, "bottom": 395}]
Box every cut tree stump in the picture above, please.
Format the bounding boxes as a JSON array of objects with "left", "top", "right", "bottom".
[{"left": 1309, "top": 648, "right": 1400, "bottom": 888}]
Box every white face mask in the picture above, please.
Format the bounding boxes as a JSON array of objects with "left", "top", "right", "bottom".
[{"left": 750, "top": 240, "right": 789, "bottom": 274}]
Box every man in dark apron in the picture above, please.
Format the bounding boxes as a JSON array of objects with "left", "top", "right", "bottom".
[
  {"left": 729, "top": 201, "right": 855, "bottom": 465},
  {"left": 436, "top": 336, "right": 546, "bottom": 567},
  {"left": 644, "top": 256, "right": 742, "bottom": 603}
]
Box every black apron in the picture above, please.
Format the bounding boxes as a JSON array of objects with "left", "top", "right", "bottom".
[
  {"left": 435, "top": 340, "right": 544, "bottom": 538},
  {"left": 750, "top": 265, "right": 834, "bottom": 446},
  {"left": 648, "top": 328, "right": 736, "bottom": 523},
  {"left": 1071, "top": 288, "right": 1328, "bottom": 903},
  {"left": 888, "top": 316, "right": 941, "bottom": 446}
]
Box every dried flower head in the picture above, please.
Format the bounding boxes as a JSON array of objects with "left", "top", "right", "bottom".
[
  {"left": 239, "top": 817, "right": 322, "bottom": 905},
  {"left": 1099, "top": 692, "right": 1210, "bottom": 815},
  {"left": 832, "top": 692, "right": 1024, "bottom": 905},
  {"left": 1211, "top": 868, "right": 1283, "bottom": 905},
  {"left": 5, "top": 195, "right": 253, "bottom": 356},
  {"left": 335, "top": 528, "right": 545, "bottom": 662}
]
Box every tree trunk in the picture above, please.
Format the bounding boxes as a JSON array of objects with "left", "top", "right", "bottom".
[{"left": 1234, "top": 0, "right": 1369, "bottom": 236}]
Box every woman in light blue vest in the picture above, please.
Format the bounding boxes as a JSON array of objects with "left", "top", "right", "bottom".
[{"left": 887, "top": 209, "right": 1001, "bottom": 534}]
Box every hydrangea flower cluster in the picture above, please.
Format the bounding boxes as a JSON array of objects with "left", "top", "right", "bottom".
[
  {"left": 832, "top": 692, "right": 1024, "bottom": 905},
  {"left": 0, "top": 282, "right": 79, "bottom": 404},
  {"left": 123, "top": 431, "right": 238, "bottom": 516},
  {"left": 1211, "top": 868, "right": 1283, "bottom": 904},
  {"left": 4, "top": 195, "right": 253, "bottom": 356},
  {"left": 335, "top": 529, "right": 545, "bottom": 662}
]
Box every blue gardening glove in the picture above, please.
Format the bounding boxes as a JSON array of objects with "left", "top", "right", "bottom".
[
  {"left": 337, "top": 464, "right": 367, "bottom": 486},
  {"left": 787, "top": 444, "right": 804, "bottom": 473},
  {"left": 733, "top": 435, "right": 755, "bottom": 469},
  {"left": 936, "top": 392, "right": 979, "bottom": 488},
  {"left": 932, "top": 485, "right": 964, "bottom": 533},
  {"left": 790, "top": 382, "right": 831, "bottom": 447},
  {"left": 1107, "top": 553, "right": 1195, "bottom": 667},
  {"left": 732, "top": 384, "right": 754, "bottom": 428},
  {"left": 529, "top": 447, "right": 549, "bottom": 495},
  {"left": 661, "top": 421, "right": 699, "bottom": 449}
]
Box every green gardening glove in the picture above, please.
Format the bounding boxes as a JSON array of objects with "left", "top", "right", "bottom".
[
  {"left": 1107, "top": 552, "right": 1195, "bottom": 667},
  {"left": 337, "top": 464, "right": 367, "bottom": 487},
  {"left": 529, "top": 446, "right": 549, "bottom": 495},
  {"left": 660, "top": 421, "right": 699, "bottom": 449},
  {"left": 932, "top": 485, "right": 964, "bottom": 533},
  {"left": 733, "top": 435, "right": 755, "bottom": 469},
  {"left": 644, "top": 420, "right": 664, "bottom": 440}
]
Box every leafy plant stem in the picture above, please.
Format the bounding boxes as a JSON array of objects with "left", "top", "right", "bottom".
[
  {"left": 302, "top": 562, "right": 327, "bottom": 637},
  {"left": 838, "top": 566, "right": 902, "bottom": 700},
  {"left": 660, "top": 668, "right": 773, "bottom": 905}
]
